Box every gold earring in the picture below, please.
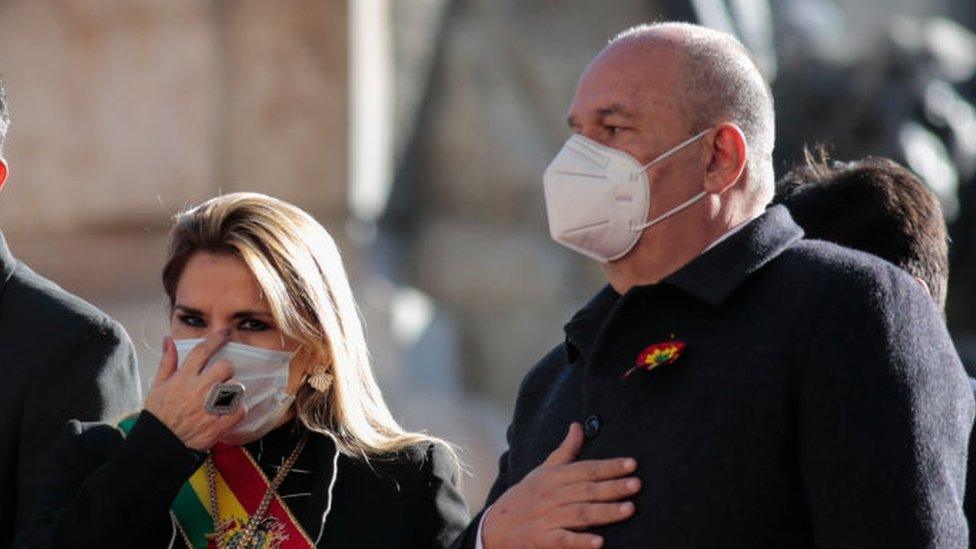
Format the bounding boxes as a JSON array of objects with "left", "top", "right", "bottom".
[{"left": 308, "top": 367, "right": 334, "bottom": 393}]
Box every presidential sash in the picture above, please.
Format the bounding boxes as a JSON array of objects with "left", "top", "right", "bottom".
[{"left": 118, "top": 416, "right": 314, "bottom": 549}]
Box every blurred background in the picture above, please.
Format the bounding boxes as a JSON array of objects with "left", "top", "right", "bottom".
[{"left": 1, "top": 0, "right": 974, "bottom": 507}]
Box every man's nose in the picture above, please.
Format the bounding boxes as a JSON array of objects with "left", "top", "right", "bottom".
[{"left": 577, "top": 125, "right": 609, "bottom": 147}]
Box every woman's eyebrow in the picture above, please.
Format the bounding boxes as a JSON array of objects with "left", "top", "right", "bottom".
[
  {"left": 174, "top": 304, "right": 203, "bottom": 316},
  {"left": 231, "top": 310, "right": 273, "bottom": 319}
]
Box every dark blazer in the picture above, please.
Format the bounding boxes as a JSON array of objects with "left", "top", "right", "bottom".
[
  {"left": 965, "top": 378, "right": 976, "bottom": 547},
  {"left": 14, "top": 410, "right": 470, "bottom": 548},
  {"left": 454, "top": 206, "right": 973, "bottom": 548},
  {"left": 0, "top": 232, "right": 141, "bottom": 545}
]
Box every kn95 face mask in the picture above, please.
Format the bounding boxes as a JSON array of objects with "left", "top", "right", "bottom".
[{"left": 542, "top": 128, "right": 710, "bottom": 263}]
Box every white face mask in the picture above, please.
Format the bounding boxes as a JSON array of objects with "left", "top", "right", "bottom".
[
  {"left": 174, "top": 338, "right": 296, "bottom": 445},
  {"left": 543, "top": 129, "right": 710, "bottom": 263}
]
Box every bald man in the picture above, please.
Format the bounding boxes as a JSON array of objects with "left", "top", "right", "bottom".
[{"left": 452, "top": 23, "right": 974, "bottom": 548}]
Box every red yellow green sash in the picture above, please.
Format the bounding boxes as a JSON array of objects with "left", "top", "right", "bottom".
[{"left": 118, "top": 417, "right": 314, "bottom": 548}]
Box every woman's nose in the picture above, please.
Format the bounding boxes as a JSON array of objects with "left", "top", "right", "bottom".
[{"left": 204, "top": 324, "right": 235, "bottom": 339}]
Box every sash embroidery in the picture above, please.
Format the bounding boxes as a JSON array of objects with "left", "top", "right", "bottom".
[{"left": 117, "top": 417, "right": 314, "bottom": 548}]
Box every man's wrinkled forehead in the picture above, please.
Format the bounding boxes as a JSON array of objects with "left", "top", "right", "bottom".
[
  {"left": 567, "top": 100, "right": 640, "bottom": 130},
  {"left": 567, "top": 46, "right": 684, "bottom": 128}
]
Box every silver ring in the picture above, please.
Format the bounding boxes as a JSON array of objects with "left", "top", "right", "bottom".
[{"left": 204, "top": 381, "right": 245, "bottom": 415}]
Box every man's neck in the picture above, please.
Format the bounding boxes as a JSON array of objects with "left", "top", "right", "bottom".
[{"left": 605, "top": 209, "right": 761, "bottom": 295}]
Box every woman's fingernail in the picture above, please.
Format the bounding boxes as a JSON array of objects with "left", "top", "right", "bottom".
[
  {"left": 620, "top": 502, "right": 634, "bottom": 514},
  {"left": 591, "top": 537, "right": 604, "bottom": 548},
  {"left": 626, "top": 478, "right": 640, "bottom": 490},
  {"left": 623, "top": 458, "right": 637, "bottom": 471}
]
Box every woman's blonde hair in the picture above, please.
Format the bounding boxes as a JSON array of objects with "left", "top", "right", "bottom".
[{"left": 163, "top": 192, "right": 457, "bottom": 465}]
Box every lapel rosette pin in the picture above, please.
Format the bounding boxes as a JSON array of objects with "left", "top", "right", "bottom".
[{"left": 622, "top": 340, "right": 686, "bottom": 380}]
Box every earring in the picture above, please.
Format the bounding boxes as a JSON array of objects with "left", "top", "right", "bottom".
[{"left": 308, "top": 366, "right": 334, "bottom": 393}]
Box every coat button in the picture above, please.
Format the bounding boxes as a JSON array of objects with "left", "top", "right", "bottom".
[{"left": 584, "top": 414, "right": 601, "bottom": 440}]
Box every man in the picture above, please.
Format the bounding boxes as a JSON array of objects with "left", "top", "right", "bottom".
[
  {"left": 454, "top": 23, "right": 974, "bottom": 548},
  {"left": 0, "top": 79, "right": 142, "bottom": 544},
  {"left": 775, "top": 154, "right": 976, "bottom": 546}
]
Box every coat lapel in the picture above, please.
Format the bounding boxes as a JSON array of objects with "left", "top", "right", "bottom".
[{"left": 0, "top": 231, "right": 19, "bottom": 296}]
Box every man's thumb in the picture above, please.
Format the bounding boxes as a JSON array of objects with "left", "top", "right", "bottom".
[{"left": 544, "top": 422, "right": 583, "bottom": 466}]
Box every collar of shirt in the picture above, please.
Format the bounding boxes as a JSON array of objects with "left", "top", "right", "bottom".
[{"left": 701, "top": 210, "right": 764, "bottom": 254}]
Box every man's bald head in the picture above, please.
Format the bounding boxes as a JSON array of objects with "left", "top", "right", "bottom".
[{"left": 607, "top": 23, "right": 776, "bottom": 201}]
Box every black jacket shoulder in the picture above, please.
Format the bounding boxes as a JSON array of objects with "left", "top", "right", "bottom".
[
  {"left": 1, "top": 256, "right": 141, "bottom": 546},
  {"left": 326, "top": 439, "right": 469, "bottom": 548},
  {"left": 2, "top": 261, "right": 126, "bottom": 343},
  {"left": 774, "top": 238, "right": 923, "bottom": 295}
]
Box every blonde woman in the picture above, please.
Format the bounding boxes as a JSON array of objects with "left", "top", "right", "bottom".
[{"left": 16, "top": 193, "right": 469, "bottom": 548}]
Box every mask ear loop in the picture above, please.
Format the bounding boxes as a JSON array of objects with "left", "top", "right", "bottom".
[
  {"left": 639, "top": 128, "right": 712, "bottom": 171},
  {"left": 630, "top": 128, "right": 712, "bottom": 232}
]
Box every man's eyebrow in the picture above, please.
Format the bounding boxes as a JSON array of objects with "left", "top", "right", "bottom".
[
  {"left": 597, "top": 103, "right": 637, "bottom": 118},
  {"left": 566, "top": 104, "right": 637, "bottom": 128}
]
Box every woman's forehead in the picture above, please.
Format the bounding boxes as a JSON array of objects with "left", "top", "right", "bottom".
[{"left": 175, "top": 252, "right": 267, "bottom": 309}]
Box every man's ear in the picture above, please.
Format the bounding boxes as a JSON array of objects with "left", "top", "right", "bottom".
[
  {"left": 0, "top": 158, "right": 8, "bottom": 192},
  {"left": 703, "top": 123, "right": 747, "bottom": 195}
]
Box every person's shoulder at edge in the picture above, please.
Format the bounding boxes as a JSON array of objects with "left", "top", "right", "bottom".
[
  {"left": 2, "top": 259, "right": 126, "bottom": 342},
  {"left": 771, "top": 235, "right": 928, "bottom": 300}
]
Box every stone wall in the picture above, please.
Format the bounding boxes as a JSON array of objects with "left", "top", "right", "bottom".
[{"left": 0, "top": 0, "right": 348, "bottom": 232}]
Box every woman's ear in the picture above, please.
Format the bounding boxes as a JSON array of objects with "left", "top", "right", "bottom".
[
  {"left": 0, "top": 158, "right": 8, "bottom": 192},
  {"left": 703, "top": 123, "right": 747, "bottom": 195}
]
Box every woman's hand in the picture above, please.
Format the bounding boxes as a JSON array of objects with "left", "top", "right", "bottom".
[{"left": 144, "top": 331, "right": 246, "bottom": 451}]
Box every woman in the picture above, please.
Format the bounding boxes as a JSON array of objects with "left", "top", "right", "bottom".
[{"left": 16, "top": 193, "right": 469, "bottom": 548}]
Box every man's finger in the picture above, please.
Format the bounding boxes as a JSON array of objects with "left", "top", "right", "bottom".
[
  {"left": 184, "top": 329, "right": 231, "bottom": 376},
  {"left": 555, "top": 477, "right": 641, "bottom": 505},
  {"left": 554, "top": 501, "right": 635, "bottom": 529},
  {"left": 543, "top": 422, "right": 584, "bottom": 467},
  {"left": 153, "top": 336, "right": 178, "bottom": 386},
  {"left": 555, "top": 457, "right": 637, "bottom": 484},
  {"left": 546, "top": 530, "right": 604, "bottom": 549}
]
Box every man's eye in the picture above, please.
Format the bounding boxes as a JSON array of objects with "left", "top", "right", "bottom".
[
  {"left": 607, "top": 126, "right": 625, "bottom": 135},
  {"left": 239, "top": 319, "right": 270, "bottom": 332},
  {"left": 179, "top": 315, "right": 206, "bottom": 328}
]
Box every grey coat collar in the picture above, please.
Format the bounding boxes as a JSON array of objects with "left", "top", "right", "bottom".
[{"left": 564, "top": 205, "right": 804, "bottom": 361}]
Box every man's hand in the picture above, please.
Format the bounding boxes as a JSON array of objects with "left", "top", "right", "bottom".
[
  {"left": 482, "top": 422, "right": 640, "bottom": 548},
  {"left": 144, "top": 331, "right": 246, "bottom": 451}
]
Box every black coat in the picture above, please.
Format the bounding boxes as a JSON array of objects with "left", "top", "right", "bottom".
[
  {"left": 454, "top": 206, "right": 973, "bottom": 548},
  {"left": 0, "top": 232, "right": 141, "bottom": 546},
  {"left": 14, "top": 410, "right": 470, "bottom": 548}
]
